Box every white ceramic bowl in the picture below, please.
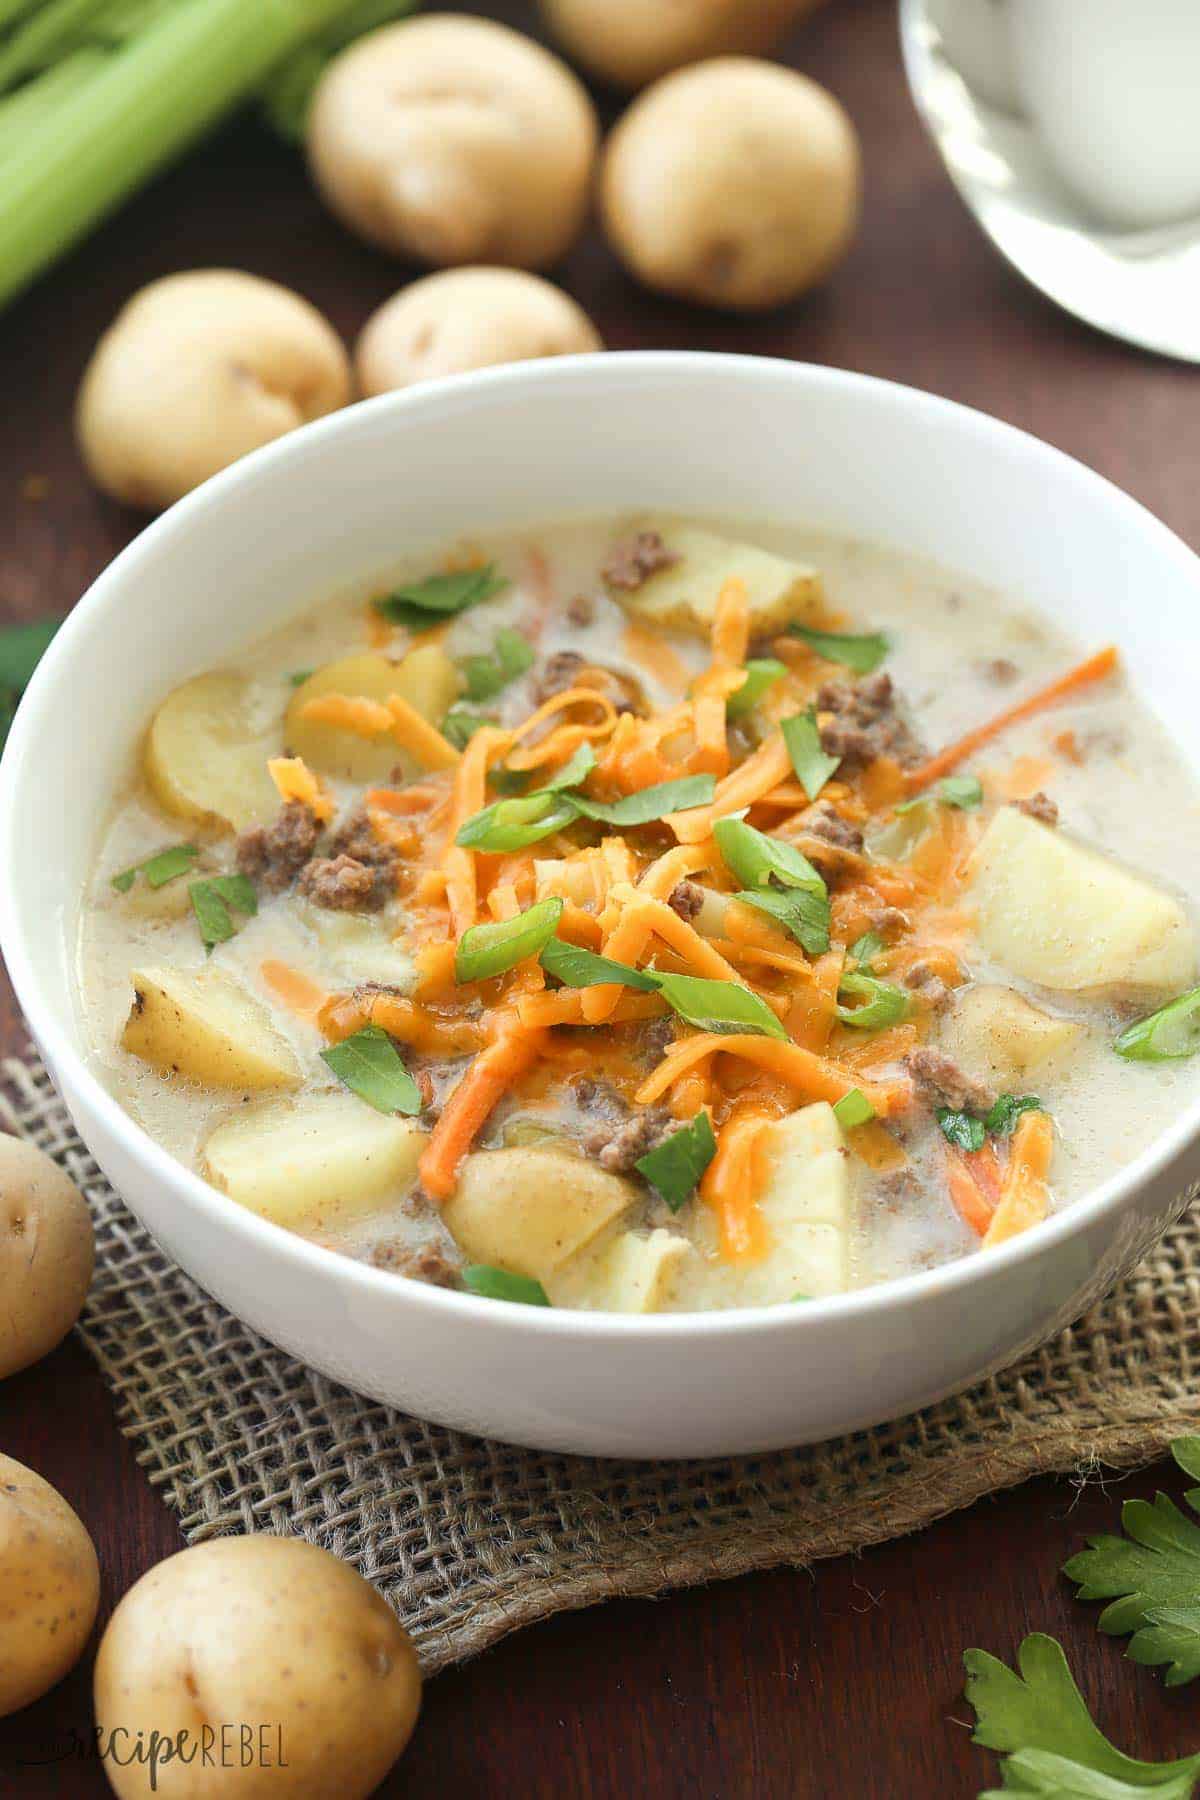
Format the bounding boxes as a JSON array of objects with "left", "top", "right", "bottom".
[{"left": 3, "top": 353, "right": 1199, "bottom": 1459}]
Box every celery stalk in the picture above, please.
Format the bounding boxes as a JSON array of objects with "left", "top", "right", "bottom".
[{"left": 0, "top": 0, "right": 363, "bottom": 309}]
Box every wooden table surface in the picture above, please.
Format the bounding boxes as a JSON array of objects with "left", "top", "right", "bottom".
[{"left": 3, "top": 1, "right": 1200, "bottom": 1793}]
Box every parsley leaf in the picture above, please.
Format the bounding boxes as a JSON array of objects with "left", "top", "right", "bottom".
[
  {"left": 462, "top": 1264, "right": 550, "bottom": 1307},
  {"left": 374, "top": 563, "right": 508, "bottom": 632},
  {"left": 189, "top": 874, "right": 257, "bottom": 952},
  {"left": 568, "top": 773, "right": 714, "bottom": 826},
  {"left": 442, "top": 706, "right": 498, "bottom": 750},
  {"left": 986, "top": 1093, "right": 1043, "bottom": 1136},
  {"left": 321, "top": 1024, "right": 422, "bottom": 1116},
  {"left": 653, "top": 971, "right": 787, "bottom": 1040},
  {"left": 539, "top": 937, "right": 662, "bottom": 992},
  {"left": 112, "top": 843, "right": 199, "bottom": 894},
  {"left": 636, "top": 1112, "right": 716, "bottom": 1211},
  {"left": 726, "top": 658, "right": 787, "bottom": 719},
  {"left": 734, "top": 885, "right": 830, "bottom": 956},
  {"left": 788, "top": 623, "right": 890, "bottom": 674},
  {"left": 849, "top": 930, "right": 884, "bottom": 971},
  {"left": 937, "top": 1107, "right": 986, "bottom": 1153},
  {"left": 896, "top": 774, "right": 983, "bottom": 814},
  {"left": 461, "top": 627, "right": 535, "bottom": 702},
  {"left": 781, "top": 707, "right": 840, "bottom": 801},
  {"left": 964, "top": 1633, "right": 1200, "bottom": 1796},
  {"left": 1064, "top": 1438, "right": 1200, "bottom": 1688}
]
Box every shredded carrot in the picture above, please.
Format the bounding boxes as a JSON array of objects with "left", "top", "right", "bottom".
[
  {"left": 621, "top": 889, "right": 744, "bottom": 984},
  {"left": 300, "top": 692, "right": 393, "bottom": 737},
  {"left": 637, "top": 843, "right": 712, "bottom": 901},
  {"left": 1053, "top": 728, "right": 1084, "bottom": 765},
  {"left": 667, "top": 731, "right": 793, "bottom": 843},
  {"left": 510, "top": 687, "right": 618, "bottom": 751},
  {"left": 385, "top": 695, "right": 461, "bottom": 771},
  {"left": 982, "top": 1110, "right": 1054, "bottom": 1247},
  {"left": 709, "top": 577, "right": 751, "bottom": 670},
  {"left": 905, "top": 647, "right": 1119, "bottom": 793},
  {"left": 785, "top": 948, "right": 844, "bottom": 1052},
  {"left": 267, "top": 755, "right": 334, "bottom": 823},
  {"left": 516, "top": 989, "right": 667, "bottom": 1030},
  {"left": 635, "top": 1032, "right": 910, "bottom": 1117},
  {"left": 583, "top": 900, "right": 657, "bottom": 1024},
  {"left": 419, "top": 1023, "right": 544, "bottom": 1201},
  {"left": 945, "top": 1147, "right": 995, "bottom": 1237},
  {"left": 260, "top": 960, "right": 328, "bottom": 1021},
  {"left": 364, "top": 784, "right": 445, "bottom": 816},
  {"left": 442, "top": 724, "right": 512, "bottom": 937},
  {"left": 701, "top": 1104, "right": 771, "bottom": 1260},
  {"left": 620, "top": 620, "right": 692, "bottom": 695}
]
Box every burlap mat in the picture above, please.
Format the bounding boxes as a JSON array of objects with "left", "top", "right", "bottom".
[{"left": 5, "top": 1048, "right": 1200, "bottom": 1675}]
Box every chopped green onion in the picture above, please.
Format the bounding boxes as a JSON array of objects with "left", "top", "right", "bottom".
[
  {"left": 462, "top": 1264, "right": 551, "bottom": 1307},
  {"left": 540, "top": 743, "right": 596, "bottom": 792},
  {"left": 112, "top": 842, "right": 199, "bottom": 893},
  {"left": 726, "top": 658, "right": 787, "bottom": 719},
  {"left": 984, "top": 1093, "right": 1043, "bottom": 1135},
  {"left": 653, "top": 971, "right": 787, "bottom": 1040},
  {"left": 789, "top": 624, "right": 890, "bottom": 674},
  {"left": 442, "top": 706, "right": 498, "bottom": 751},
  {"left": 713, "top": 816, "right": 825, "bottom": 895},
  {"left": 462, "top": 627, "right": 535, "bottom": 702},
  {"left": 568, "top": 773, "right": 715, "bottom": 827},
  {"left": 849, "top": 931, "right": 884, "bottom": 971},
  {"left": 836, "top": 971, "right": 911, "bottom": 1031},
  {"left": 734, "top": 887, "right": 830, "bottom": 956},
  {"left": 833, "top": 1088, "right": 875, "bottom": 1130},
  {"left": 1115, "top": 985, "right": 1200, "bottom": 1062},
  {"left": 455, "top": 792, "right": 578, "bottom": 853},
  {"left": 455, "top": 897, "right": 563, "bottom": 984},
  {"left": 781, "top": 707, "right": 840, "bottom": 802},
  {"left": 487, "top": 766, "right": 534, "bottom": 797},
  {"left": 320, "top": 1024, "right": 422, "bottom": 1116},
  {"left": 539, "top": 937, "right": 662, "bottom": 992},
  {"left": 287, "top": 668, "right": 315, "bottom": 687},
  {"left": 896, "top": 775, "right": 982, "bottom": 814},
  {"left": 374, "top": 562, "right": 508, "bottom": 632},
  {"left": 635, "top": 1111, "right": 717, "bottom": 1212},
  {"left": 937, "top": 1108, "right": 986, "bottom": 1153},
  {"left": 188, "top": 872, "right": 257, "bottom": 952}
]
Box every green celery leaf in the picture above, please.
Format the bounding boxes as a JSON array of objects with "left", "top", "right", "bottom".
[
  {"left": 963, "top": 1633, "right": 1200, "bottom": 1793},
  {"left": 374, "top": 563, "right": 508, "bottom": 631},
  {"left": 456, "top": 792, "right": 578, "bottom": 853},
  {"left": 112, "top": 842, "right": 199, "bottom": 894},
  {"left": 985, "top": 1093, "right": 1044, "bottom": 1136},
  {"left": 442, "top": 706, "right": 498, "bottom": 751},
  {"left": 462, "top": 1264, "right": 550, "bottom": 1306},
  {"left": 636, "top": 1112, "right": 716, "bottom": 1211},
  {"left": 654, "top": 971, "right": 787, "bottom": 1040},
  {"left": 539, "top": 937, "right": 662, "bottom": 992},
  {"left": 726, "top": 658, "right": 787, "bottom": 719},
  {"left": 836, "top": 971, "right": 910, "bottom": 1031},
  {"left": 833, "top": 1088, "right": 874, "bottom": 1130},
  {"left": 937, "top": 1107, "right": 986, "bottom": 1153},
  {"left": 568, "top": 773, "right": 715, "bottom": 827},
  {"left": 714, "top": 816, "right": 825, "bottom": 894},
  {"left": 462, "top": 627, "right": 535, "bottom": 702},
  {"left": 1115, "top": 988, "right": 1200, "bottom": 1063},
  {"left": 789, "top": 623, "right": 890, "bottom": 673},
  {"left": 896, "top": 774, "right": 983, "bottom": 814},
  {"left": 320, "top": 1024, "right": 421, "bottom": 1116},
  {"left": 734, "top": 886, "right": 830, "bottom": 956},
  {"left": 781, "top": 708, "right": 840, "bottom": 801},
  {"left": 456, "top": 897, "right": 563, "bottom": 983},
  {"left": 188, "top": 873, "right": 256, "bottom": 953}
]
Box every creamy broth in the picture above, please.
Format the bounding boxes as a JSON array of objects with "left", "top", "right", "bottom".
[{"left": 76, "top": 518, "right": 1200, "bottom": 1310}]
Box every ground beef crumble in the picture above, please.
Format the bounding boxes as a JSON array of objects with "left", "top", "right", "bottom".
[
  {"left": 601, "top": 530, "right": 679, "bottom": 592},
  {"left": 572, "top": 1076, "right": 676, "bottom": 1174},
  {"left": 903, "top": 960, "right": 951, "bottom": 1012},
  {"left": 235, "top": 801, "right": 320, "bottom": 893},
  {"left": 979, "top": 657, "right": 1019, "bottom": 685},
  {"left": 862, "top": 902, "right": 908, "bottom": 937},
  {"left": 668, "top": 879, "right": 705, "bottom": 921},
  {"left": 906, "top": 1046, "right": 995, "bottom": 1115},
  {"left": 566, "top": 593, "right": 596, "bottom": 627},
  {"left": 817, "top": 672, "right": 923, "bottom": 768},
  {"left": 1014, "top": 791, "right": 1059, "bottom": 827},
  {"left": 532, "top": 648, "right": 643, "bottom": 714},
  {"left": 368, "top": 1239, "right": 463, "bottom": 1286},
  {"left": 298, "top": 853, "right": 388, "bottom": 912},
  {"left": 803, "top": 802, "right": 864, "bottom": 853}
]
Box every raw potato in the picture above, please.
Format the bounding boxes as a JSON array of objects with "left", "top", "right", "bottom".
[
  {"left": 554, "top": 1226, "right": 694, "bottom": 1311},
  {"left": 122, "top": 966, "right": 302, "bottom": 1091},
  {"left": 93, "top": 1537, "right": 421, "bottom": 1799},
  {"left": 204, "top": 1090, "right": 423, "bottom": 1230},
  {"left": 0, "top": 1136, "right": 94, "bottom": 1381},
  {"left": 308, "top": 16, "right": 598, "bottom": 271},
  {"left": 286, "top": 646, "right": 460, "bottom": 783},
  {"left": 540, "top": 0, "right": 821, "bottom": 90},
  {"left": 76, "top": 271, "right": 350, "bottom": 512},
  {"left": 606, "top": 522, "right": 823, "bottom": 636},
  {"left": 942, "top": 984, "right": 1084, "bottom": 1087},
  {"left": 968, "top": 806, "right": 1196, "bottom": 997},
  {"left": 444, "top": 1146, "right": 635, "bottom": 1283},
  {"left": 356, "top": 268, "right": 603, "bottom": 396},
  {"left": 144, "top": 671, "right": 280, "bottom": 834},
  {"left": 601, "top": 59, "right": 862, "bottom": 310},
  {"left": 0, "top": 1455, "right": 100, "bottom": 1717}
]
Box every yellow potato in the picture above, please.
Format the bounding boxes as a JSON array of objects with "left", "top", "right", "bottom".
[
  {"left": 0, "top": 1136, "right": 94, "bottom": 1380},
  {"left": 122, "top": 966, "right": 302, "bottom": 1091},
  {"left": 76, "top": 270, "right": 351, "bottom": 512},
  {"left": 444, "top": 1146, "right": 635, "bottom": 1283},
  {"left": 93, "top": 1537, "right": 421, "bottom": 1799},
  {"left": 144, "top": 671, "right": 281, "bottom": 834},
  {"left": 540, "top": 0, "right": 822, "bottom": 91},
  {"left": 942, "top": 984, "right": 1084, "bottom": 1087},
  {"left": 605, "top": 521, "right": 823, "bottom": 636},
  {"left": 285, "top": 645, "right": 460, "bottom": 782},
  {"left": 0, "top": 1454, "right": 100, "bottom": 1717}
]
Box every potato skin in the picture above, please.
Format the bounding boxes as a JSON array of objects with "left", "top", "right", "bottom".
[
  {"left": 356, "top": 269, "right": 603, "bottom": 396},
  {"left": 601, "top": 58, "right": 861, "bottom": 311},
  {"left": 0, "top": 1455, "right": 100, "bottom": 1717},
  {"left": 0, "top": 1136, "right": 94, "bottom": 1381},
  {"left": 93, "top": 1537, "right": 421, "bottom": 1799},
  {"left": 77, "top": 271, "right": 351, "bottom": 512},
  {"left": 540, "top": 0, "right": 822, "bottom": 90},
  {"left": 308, "top": 16, "right": 598, "bottom": 271}
]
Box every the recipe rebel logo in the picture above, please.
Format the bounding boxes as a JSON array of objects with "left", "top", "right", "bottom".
[{"left": 15, "top": 1721, "right": 289, "bottom": 1789}]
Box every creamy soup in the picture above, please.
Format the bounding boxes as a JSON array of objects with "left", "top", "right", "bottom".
[{"left": 76, "top": 518, "right": 1200, "bottom": 1312}]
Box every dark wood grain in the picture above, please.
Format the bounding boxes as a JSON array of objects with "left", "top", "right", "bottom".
[{"left": 2, "top": 0, "right": 1199, "bottom": 1792}]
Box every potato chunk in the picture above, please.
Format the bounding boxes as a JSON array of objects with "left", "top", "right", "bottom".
[
  {"left": 122, "top": 965, "right": 302, "bottom": 1090},
  {"left": 606, "top": 522, "right": 823, "bottom": 637},
  {"left": 286, "top": 646, "right": 460, "bottom": 783},
  {"left": 552, "top": 1226, "right": 694, "bottom": 1312},
  {"left": 203, "top": 1089, "right": 422, "bottom": 1229},
  {"left": 307, "top": 907, "right": 417, "bottom": 989},
  {"left": 144, "top": 671, "right": 280, "bottom": 832},
  {"left": 443, "top": 1146, "right": 634, "bottom": 1282},
  {"left": 968, "top": 807, "right": 1195, "bottom": 997},
  {"left": 942, "top": 984, "right": 1083, "bottom": 1087}
]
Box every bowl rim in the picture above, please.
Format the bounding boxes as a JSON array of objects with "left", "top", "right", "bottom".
[{"left": 4, "top": 348, "right": 1200, "bottom": 1341}]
